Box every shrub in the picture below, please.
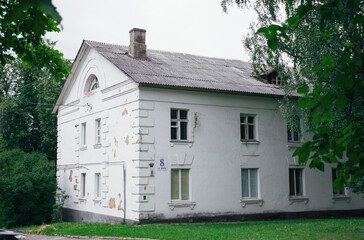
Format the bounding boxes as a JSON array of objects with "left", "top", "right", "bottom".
[{"left": 0, "top": 149, "right": 56, "bottom": 227}]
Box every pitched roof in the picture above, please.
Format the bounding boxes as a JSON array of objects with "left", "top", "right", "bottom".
[{"left": 85, "top": 40, "right": 289, "bottom": 97}]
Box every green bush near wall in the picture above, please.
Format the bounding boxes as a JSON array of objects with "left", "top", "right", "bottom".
[{"left": 0, "top": 149, "right": 56, "bottom": 227}]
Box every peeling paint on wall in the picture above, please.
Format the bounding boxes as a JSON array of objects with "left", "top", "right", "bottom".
[
  {"left": 118, "top": 193, "right": 121, "bottom": 198},
  {"left": 109, "top": 198, "right": 116, "bottom": 209},
  {"left": 122, "top": 108, "right": 128, "bottom": 116},
  {"left": 117, "top": 200, "right": 124, "bottom": 212},
  {"left": 114, "top": 137, "right": 119, "bottom": 147},
  {"left": 69, "top": 170, "right": 73, "bottom": 182},
  {"left": 73, "top": 184, "right": 77, "bottom": 190},
  {"left": 125, "top": 136, "right": 129, "bottom": 145}
]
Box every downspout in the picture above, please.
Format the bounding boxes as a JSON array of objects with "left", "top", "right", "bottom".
[{"left": 123, "top": 162, "right": 126, "bottom": 222}]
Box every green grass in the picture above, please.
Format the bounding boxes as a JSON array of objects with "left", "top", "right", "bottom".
[{"left": 19, "top": 218, "right": 364, "bottom": 240}]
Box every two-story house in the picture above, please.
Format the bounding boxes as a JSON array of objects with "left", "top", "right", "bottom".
[{"left": 53, "top": 28, "right": 363, "bottom": 223}]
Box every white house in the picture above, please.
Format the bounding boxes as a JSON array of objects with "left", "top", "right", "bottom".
[{"left": 53, "top": 28, "right": 363, "bottom": 223}]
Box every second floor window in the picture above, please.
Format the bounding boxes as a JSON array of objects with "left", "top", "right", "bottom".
[
  {"left": 240, "top": 115, "right": 256, "bottom": 141},
  {"left": 171, "top": 109, "right": 188, "bottom": 141},
  {"left": 95, "top": 119, "right": 101, "bottom": 144},
  {"left": 81, "top": 122, "right": 87, "bottom": 146},
  {"left": 287, "top": 118, "right": 301, "bottom": 143}
]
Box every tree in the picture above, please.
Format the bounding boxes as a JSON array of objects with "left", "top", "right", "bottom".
[
  {"left": 222, "top": 0, "right": 364, "bottom": 192},
  {"left": 0, "top": 0, "right": 70, "bottom": 81},
  {"left": 0, "top": 149, "right": 56, "bottom": 227},
  {"left": 0, "top": 55, "right": 68, "bottom": 161}
]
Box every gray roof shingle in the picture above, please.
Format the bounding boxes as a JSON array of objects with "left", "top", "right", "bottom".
[{"left": 86, "top": 40, "right": 288, "bottom": 96}]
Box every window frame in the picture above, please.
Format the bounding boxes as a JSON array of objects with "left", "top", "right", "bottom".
[
  {"left": 240, "top": 114, "right": 257, "bottom": 142},
  {"left": 95, "top": 118, "right": 101, "bottom": 145},
  {"left": 95, "top": 173, "right": 101, "bottom": 199},
  {"left": 332, "top": 168, "right": 346, "bottom": 196},
  {"left": 81, "top": 122, "right": 87, "bottom": 146},
  {"left": 287, "top": 118, "right": 301, "bottom": 143},
  {"left": 289, "top": 168, "right": 305, "bottom": 197},
  {"left": 241, "top": 168, "right": 259, "bottom": 199},
  {"left": 81, "top": 173, "right": 86, "bottom": 198},
  {"left": 89, "top": 77, "right": 99, "bottom": 92},
  {"left": 171, "top": 168, "right": 190, "bottom": 201},
  {"left": 170, "top": 109, "right": 189, "bottom": 141}
]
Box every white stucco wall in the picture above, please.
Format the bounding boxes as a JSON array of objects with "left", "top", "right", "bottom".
[{"left": 136, "top": 86, "right": 364, "bottom": 220}]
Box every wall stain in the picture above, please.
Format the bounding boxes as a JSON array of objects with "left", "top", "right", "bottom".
[
  {"left": 69, "top": 170, "right": 73, "bottom": 182},
  {"left": 109, "top": 198, "right": 116, "bottom": 209},
  {"left": 73, "top": 184, "right": 77, "bottom": 191},
  {"left": 122, "top": 108, "right": 128, "bottom": 116},
  {"left": 114, "top": 137, "right": 119, "bottom": 147},
  {"left": 118, "top": 193, "right": 121, "bottom": 198},
  {"left": 117, "top": 200, "right": 124, "bottom": 212},
  {"left": 125, "top": 136, "right": 129, "bottom": 145},
  {"left": 113, "top": 149, "right": 116, "bottom": 158}
]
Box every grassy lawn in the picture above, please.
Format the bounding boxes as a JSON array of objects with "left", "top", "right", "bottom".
[{"left": 19, "top": 218, "right": 364, "bottom": 240}]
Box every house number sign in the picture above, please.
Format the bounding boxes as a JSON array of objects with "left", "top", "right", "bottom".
[{"left": 157, "top": 158, "right": 167, "bottom": 171}]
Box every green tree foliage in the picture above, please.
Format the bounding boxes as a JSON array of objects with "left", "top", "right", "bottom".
[
  {"left": 0, "top": 0, "right": 70, "bottom": 81},
  {"left": 0, "top": 149, "right": 56, "bottom": 227},
  {"left": 222, "top": 0, "right": 364, "bottom": 192},
  {"left": 0, "top": 56, "right": 68, "bottom": 161}
]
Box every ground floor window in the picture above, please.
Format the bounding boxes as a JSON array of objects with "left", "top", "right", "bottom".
[
  {"left": 95, "top": 173, "right": 101, "bottom": 198},
  {"left": 171, "top": 169, "right": 189, "bottom": 200},
  {"left": 332, "top": 168, "right": 346, "bottom": 195},
  {"left": 289, "top": 168, "right": 304, "bottom": 196},
  {"left": 241, "top": 168, "right": 258, "bottom": 198},
  {"left": 81, "top": 173, "right": 86, "bottom": 197}
]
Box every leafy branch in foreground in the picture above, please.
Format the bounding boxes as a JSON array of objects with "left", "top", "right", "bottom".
[{"left": 222, "top": 0, "right": 364, "bottom": 192}]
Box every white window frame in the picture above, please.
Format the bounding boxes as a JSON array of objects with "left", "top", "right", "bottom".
[
  {"left": 95, "top": 173, "right": 101, "bottom": 199},
  {"left": 89, "top": 77, "right": 99, "bottom": 91},
  {"left": 81, "top": 122, "right": 87, "bottom": 146},
  {"left": 171, "top": 169, "right": 190, "bottom": 201},
  {"left": 332, "top": 168, "right": 347, "bottom": 196},
  {"left": 240, "top": 114, "right": 257, "bottom": 142},
  {"left": 272, "top": 76, "right": 283, "bottom": 86},
  {"left": 289, "top": 168, "right": 305, "bottom": 197},
  {"left": 81, "top": 173, "right": 86, "bottom": 198},
  {"left": 241, "top": 168, "right": 259, "bottom": 199},
  {"left": 287, "top": 118, "right": 301, "bottom": 143},
  {"left": 171, "top": 109, "right": 188, "bottom": 141},
  {"left": 95, "top": 119, "right": 101, "bottom": 144}
]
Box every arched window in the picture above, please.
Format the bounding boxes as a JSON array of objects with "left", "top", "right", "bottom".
[{"left": 89, "top": 77, "right": 99, "bottom": 91}]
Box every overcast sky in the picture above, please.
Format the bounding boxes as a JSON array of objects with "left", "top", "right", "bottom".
[{"left": 47, "top": 0, "right": 257, "bottom": 62}]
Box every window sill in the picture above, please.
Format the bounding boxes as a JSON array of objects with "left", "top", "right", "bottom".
[
  {"left": 240, "top": 198, "right": 264, "bottom": 208},
  {"left": 288, "top": 196, "right": 309, "bottom": 205},
  {"left": 240, "top": 140, "right": 260, "bottom": 144},
  {"left": 332, "top": 196, "right": 351, "bottom": 203},
  {"left": 79, "top": 197, "right": 87, "bottom": 202},
  {"left": 93, "top": 143, "right": 102, "bottom": 149},
  {"left": 80, "top": 146, "right": 87, "bottom": 151},
  {"left": 170, "top": 141, "right": 193, "bottom": 148},
  {"left": 287, "top": 142, "right": 301, "bottom": 149},
  {"left": 168, "top": 201, "right": 196, "bottom": 211}
]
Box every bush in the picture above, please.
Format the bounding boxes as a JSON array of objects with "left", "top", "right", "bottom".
[{"left": 0, "top": 149, "right": 56, "bottom": 227}]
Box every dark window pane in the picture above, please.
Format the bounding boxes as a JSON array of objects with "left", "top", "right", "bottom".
[
  {"left": 296, "top": 169, "right": 303, "bottom": 196},
  {"left": 180, "top": 110, "right": 187, "bottom": 120},
  {"left": 248, "top": 125, "right": 254, "bottom": 140},
  {"left": 293, "top": 131, "right": 299, "bottom": 141},
  {"left": 289, "top": 169, "right": 295, "bottom": 196},
  {"left": 240, "top": 125, "right": 246, "bottom": 140},
  {"left": 180, "top": 122, "right": 187, "bottom": 140},
  {"left": 332, "top": 168, "right": 337, "bottom": 194},
  {"left": 171, "top": 121, "right": 177, "bottom": 126},
  {"left": 240, "top": 116, "right": 246, "bottom": 123},
  {"left": 171, "top": 109, "right": 177, "bottom": 119},
  {"left": 287, "top": 127, "right": 292, "bottom": 141},
  {"left": 248, "top": 116, "right": 254, "bottom": 123},
  {"left": 241, "top": 169, "right": 249, "bottom": 197},
  {"left": 171, "top": 127, "right": 177, "bottom": 140}
]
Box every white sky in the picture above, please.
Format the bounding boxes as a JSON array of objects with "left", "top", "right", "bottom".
[{"left": 47, "top": 0, "right": 257, "bottom": 62}]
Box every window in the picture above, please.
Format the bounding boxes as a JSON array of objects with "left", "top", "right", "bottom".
[
  {"left": 171, "top": 169, "right": 189, "bottom": 200},
  {"left": 240, "top": 115, "right": 256, "bottom": 141},
  {"left": 95, "top": 119, "right": 101, "bottom": 144},
  {"left": 289, "top": 168, "right": 304, "bottom": 196},
  {"left": 241, "top": 169, "right": 259, "bottom": 198},
  {"left": 81, "top": 173, "right": 86, "bottom": 198},
  {"left": 81, "top": 122, "right": 86, "bottom": 146},
  {"left": 271, "top": 77, "right": 283, "bottom": 86},
  {"left": 332, "top": 168, "right": 346, "bottom": 195},
  {"left": 89, "top": 77, "right": 99, "bottom": 91},
  {"left": 95, "top": 173, "right": 101, "bottom": 198},
  {"left": 171, "top": 109, "right": 188, "bottom": 141},
  {"left": 287, "top": 118, "right": 301, "bottom": 142}
]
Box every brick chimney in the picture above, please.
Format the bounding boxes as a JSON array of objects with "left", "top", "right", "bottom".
[{"left": 129, "top": 28, "right": 147, "bottom": 60}]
